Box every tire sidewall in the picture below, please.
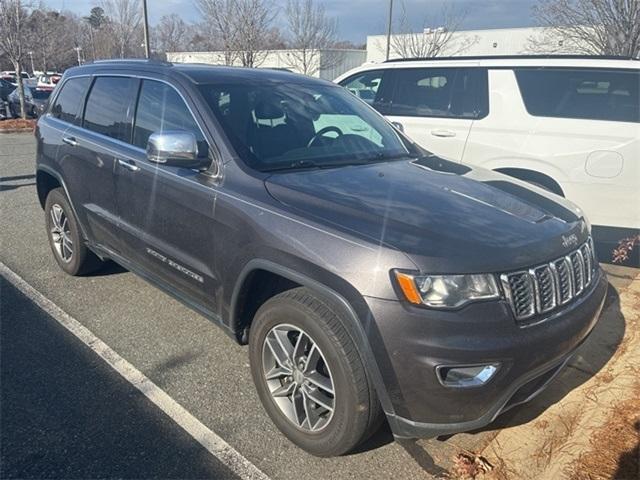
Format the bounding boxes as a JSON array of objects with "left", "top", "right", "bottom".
[
  {"left": 45, "top": 189, "right": 86, "bottom": 275},
  {"left": 249, "top": 297, "right": 362, "bottom": 456}
]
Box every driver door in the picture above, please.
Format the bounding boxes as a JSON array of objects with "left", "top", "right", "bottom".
[{"left": 114, "top": 79, "right": 219, "bottom": 311}]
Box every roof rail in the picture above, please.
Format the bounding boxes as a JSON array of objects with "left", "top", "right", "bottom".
[
  {"left": 88, "top": 58, "right": 173, "bottom": 66},
  {"left": 383, "top": 54, "right": 639, "bottom": 63}
]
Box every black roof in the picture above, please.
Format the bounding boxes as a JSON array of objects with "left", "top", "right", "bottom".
[
  {"left": 384, "top": 54, "right": 639, "bottom": 63},
  {"left": 66, "top": 59, "right": 332, "bottom": 86}
]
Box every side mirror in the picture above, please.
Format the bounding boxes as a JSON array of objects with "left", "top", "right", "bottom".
[{"left": 147, "top": 131, "right": 207, "bottom": 169}]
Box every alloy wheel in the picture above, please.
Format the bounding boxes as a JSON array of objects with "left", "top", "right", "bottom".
[
  {"left": 262, "top": 324, "right": 335, "bottom": 432},
  {"left": 50, "top": 204, "right": 73, "bottom": 262}
]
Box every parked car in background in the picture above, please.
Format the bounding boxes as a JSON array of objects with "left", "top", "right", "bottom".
[
  {"left": 37, "top": 73, "right": 62, "bottom": 92},
  {"left": 8, "top": 86, "right": 52, "bottom": 118},
  {"left": 336, "top": 56, "right": 640, "bottom": 252},
  {"left": 0, "top": 78, "right": 14, "bottom": 100},
  {"left": 1, "top": 70, "right": 37, "bottom": 87},
  {"left": 35, "top": 60, "right": 607, "bottom": 457}
]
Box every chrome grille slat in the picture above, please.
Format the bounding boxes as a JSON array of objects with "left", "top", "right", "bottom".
[{"left": 502, "top": 238, "right": 596, "bottom": 323}]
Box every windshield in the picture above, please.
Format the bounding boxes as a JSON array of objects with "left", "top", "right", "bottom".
[
  {"left": 198, "top": 82, "right": 411, "bottom": 171},
  {"left": 32, "top": 89, "right": 51, "bottom": 100}
]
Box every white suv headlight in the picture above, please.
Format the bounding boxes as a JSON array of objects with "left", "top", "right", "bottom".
[{"left": 394, "top": 272, "right": 500, "bottom": 308}]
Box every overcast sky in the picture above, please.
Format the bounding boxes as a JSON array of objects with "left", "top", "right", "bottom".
[{"left": 43, "top": 0, "right": 540, "bottom": 43}]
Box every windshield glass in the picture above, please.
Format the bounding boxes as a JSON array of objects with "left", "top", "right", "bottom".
[{"left": 198, "top": 82, "right": 411, "bottom": 171}]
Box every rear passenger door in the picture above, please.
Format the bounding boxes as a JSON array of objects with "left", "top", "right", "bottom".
[
  {"left": 70, "top": 75, "right": 139, "bottom": 251},
  {"left": 114, "top": 79, "right": 218, "bottom": 311},
  {"left": 385, "top": 67, "right": 488, "bottom": 161}
]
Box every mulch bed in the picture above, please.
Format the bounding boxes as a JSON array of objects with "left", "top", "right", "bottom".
[{"left": 0, "top": 118, "right": 36, "bottom": 133}]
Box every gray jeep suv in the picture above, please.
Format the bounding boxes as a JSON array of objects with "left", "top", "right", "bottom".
[{"left": 35, "top": 60, "right": 607, "bottom": 457}]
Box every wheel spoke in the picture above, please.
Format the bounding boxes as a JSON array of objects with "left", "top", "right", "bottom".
[
  {"left": 305, "top": 371, "right": 334, "bottom": 395},
  {"left": 301, "top": 389, "right": 322, "bottom": 431},
  {"left": 265, "top": 365, "right": 291, "bottom": 380},
  {"left": 303, "top": 344, "right": 320, "bottom": 372},
  {"left": 291, "top": 388, "right": 305, "bottom": 427},
  {"left": 271, "top": 382, "right": 295, "bottom": 398},
  {"left": 305, "top": 387, "right": 334, "bottom": 413},
  {"left": 265, "top": 334, "right": 291, "bottom": 368},
  {"left": 292, "top": 331, "right": 309, "bottom": 361}
]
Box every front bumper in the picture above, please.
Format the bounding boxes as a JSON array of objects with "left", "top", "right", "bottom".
[{"left": 365, "top": 267, "right": 608, "bottom": 439}]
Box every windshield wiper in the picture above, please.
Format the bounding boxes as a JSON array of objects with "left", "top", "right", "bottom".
[{"left": 263, "top": 153, "right": 415, "bottom": 173}]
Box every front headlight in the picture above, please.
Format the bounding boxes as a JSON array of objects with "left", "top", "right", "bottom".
[{"left": 393, "top": 271, "right": 500, "bottom": 308}]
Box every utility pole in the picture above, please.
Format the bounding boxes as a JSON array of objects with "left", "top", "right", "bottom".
[
  {"left": 27, "top": 51, "right": 35, "bottom": 74},
  {"left": 74, "top": 46, "right": 82, "bottom": 66},
  {"left": 385, "top": 0, "right": 394, "bottom": 60},
  {"left": 142, "top": 0, "right": 150, "bottom": 59}
]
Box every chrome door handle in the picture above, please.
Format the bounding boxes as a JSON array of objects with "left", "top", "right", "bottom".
[
  {"left": 431, "top": 129, "right": 456, "bottom": 138},
  {"left": 62, "top": 136, "right": 78, "bottom": 146},
  {"left": 117, "top": 158, "right": 140, "bottom": 172}
]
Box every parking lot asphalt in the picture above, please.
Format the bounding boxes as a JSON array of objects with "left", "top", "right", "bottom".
[
  {"left": 0, "top": 276, "right": 237, "bottom": 480},
  {"left": 1, "top": 133, "right": 450, "bottom": 478},
  {"left": 2, "top": 133, "right": 636, "bottom": 480}
]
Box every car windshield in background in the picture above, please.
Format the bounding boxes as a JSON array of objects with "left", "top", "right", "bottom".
[
  {"left": 198, "top": 82, "right": 411, "bottom": 172},
  {"left": 32, "top": 90, "right": 51, "bottom": 100}
]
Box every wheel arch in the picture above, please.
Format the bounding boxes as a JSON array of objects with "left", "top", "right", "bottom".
[
  {"left": 36, "top": 166, "right": 89, "bottom": 241},
  {"left": 230, "top": 259, "right": 398, "bottom": 418}
]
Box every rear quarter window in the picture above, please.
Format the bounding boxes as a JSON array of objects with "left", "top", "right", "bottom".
[
  {"left": 515, "top": 68, "right": 639, "bottom": 123},
  {"left": 50, "top": 77, "right": 91, "bottom": 124}
]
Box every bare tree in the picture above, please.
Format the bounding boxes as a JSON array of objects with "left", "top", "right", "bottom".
[
  {"left": 0, "top": 0, "right": 31, "bottom": 118},
  {"left": 100, "top": 0, "right": 142, "bottom": 58},
  {"left": 388, "top": 2, "right": 476, "bottom": 59},
  {"left": 195, "top": 0, "right": 239, "bottom": 65},
  {"left": 285, "top": 0, "right": 341, "bottom": 75},
  {"left": 234, "top": 0, "right": 274, "bottom": 67},
  {"left": 155, "top": 14, "right": 188, "bottom": 54},
  {"left": 532, "top": 0, "right": 640, "bottom": 57}
]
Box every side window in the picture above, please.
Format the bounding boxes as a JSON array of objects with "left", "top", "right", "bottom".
[
  {"left": 133, "top": 80, "right": 204, "bottom": 149},
  {"left": 339, "top": 71, "right": 385, "bottom": 106},
  {"left": 515, "top": 68, "right": 639, "bottom": 123},
  {"left": 389, "top": 68, "right": 487, "bottom": 119},
  {"left": 84, "top": 76, "right": 138, "bottom": 142},
  {"left": 50, "top": 77, "right": 91, "bottom": 124}
]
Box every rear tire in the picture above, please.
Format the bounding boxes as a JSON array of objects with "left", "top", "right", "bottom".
[
  {"left": 44, "top": 188, "right": 103, "bottom": 276},
  {"left": 249, "top": 287, "right": 382, "bottom": 457}
]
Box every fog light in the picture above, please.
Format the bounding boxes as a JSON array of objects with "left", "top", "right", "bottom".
[{"left": 436, "top": 364, "right": 499, "bottom": 388}]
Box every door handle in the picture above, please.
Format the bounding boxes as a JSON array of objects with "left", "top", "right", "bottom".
[
  {"left": 117, "top": 158, "right": 140, "bottom": 172},
  {"left": 62, "top": 136, "right": 78, "bottom": 146},
  {"left": 431, "top": 129, "right": 456, "bottom": 138}
]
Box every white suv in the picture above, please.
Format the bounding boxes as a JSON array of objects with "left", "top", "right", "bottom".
[{"left": 335, "top": 56, "right": 640, "bottom": 250}]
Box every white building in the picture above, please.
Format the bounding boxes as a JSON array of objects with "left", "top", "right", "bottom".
[
  {"left": 167, "top": 49, "right": 367, "bottom": 80},
  {"left": 366, "top": 26, "right": 588, "bottom": 63}
]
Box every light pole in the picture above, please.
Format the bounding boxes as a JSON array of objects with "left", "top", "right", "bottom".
[
  {"left": 74, "top": 46, "right": 82, "bottom": 66},
  {"left": 142, "top": 0, "right": 150, "bottom": 59},
  {"left": 385, "top": 0, "right": 394, "bottom": 61},
  {"left": 27, "top": 51, "right": 35, "bottom": 74}
]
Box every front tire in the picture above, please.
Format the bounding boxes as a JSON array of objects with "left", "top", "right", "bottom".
[
  {"left": 249, "top": 287, "right": 382, "bottom": 456},
  {"left": 45, "top": 188, "right": 102, "bottom": 276}
]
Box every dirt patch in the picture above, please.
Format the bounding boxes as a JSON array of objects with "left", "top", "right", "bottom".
[
  {"left": 0, "top": 119, "right": 36, "bottom": 133},
  {"left": 477, "top": 274, "right": 640, "bottom": 480},
  {"left": 568, "top": 381, "right": 640, "bottom": 480}
]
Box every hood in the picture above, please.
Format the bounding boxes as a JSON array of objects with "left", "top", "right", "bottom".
[{"left": 264, "top": 157, "right": 588, "bottom": 273}]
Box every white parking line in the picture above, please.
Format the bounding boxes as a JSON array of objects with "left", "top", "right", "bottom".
[{"left": 0, "top": 262, "right": 270, "bottom": 480}]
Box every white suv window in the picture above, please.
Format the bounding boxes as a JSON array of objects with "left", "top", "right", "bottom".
[
  {"left": 389, "top": 68, "right": 488, "bottom": 119},
  {"left": 515, "top": 68, "right": 639, "bottom": 123}
]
